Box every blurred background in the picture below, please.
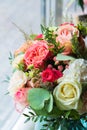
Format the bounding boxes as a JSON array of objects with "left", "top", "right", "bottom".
[{"left": 0, "top": 0, "right": 87, "bottom": 130}]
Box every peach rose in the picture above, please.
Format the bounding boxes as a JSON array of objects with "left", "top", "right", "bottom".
[
  {"left": 14, "top": 40, "right": 33, "bottom": 56},
  {"left": 12, "top": 54, "right": 24, "bottom": 69},
  {"left": 56, "top": 23, "right": 79, "bottom": 55},
  {"left": 24, "top": 40, "right": 50, "bottom": 68}
]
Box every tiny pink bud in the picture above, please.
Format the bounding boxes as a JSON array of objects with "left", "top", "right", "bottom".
[
  {"left": 55, "top": 61, "right": 59, "bottom": 65},
  {"left": 53, "top": 57, "right": 56, "bottom": 61},
  {"left": 39, "top": 72, "right": 42, "bottom": 76},
  {"left": 58, "top": 65, "right": 63, "bottom": 71},
  {"left": 48, "top": 64, "right": 53, "bottom": 69},
  {"left": 52, "top": 68, "right": 56, "bottom": 71}
]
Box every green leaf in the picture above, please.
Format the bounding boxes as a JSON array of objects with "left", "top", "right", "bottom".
[
  {"left": 40, "top": 25, "right": 64, "bottom": 55},
  {"left": 29, "top": 111, "right": 35, "bottom": 116},
  {"left": 23, "top": 113, "right": 30, "bottom": 117},
  {"left": 3, "top": 75, "right": 10, "bottom": 83},
  {"left": 34, "top": 107, "right": 49, "bottom": 116},
  {"left": 9, "top": 52, "right": 14, "bottom": 64},
  {"left": 68, "top": 109, "right": 80, "bottom": 119},
  {"left": 56, "top": 53, "right": 75, "bottom": 61},
  {"left": 4, "top": 92, "right": 9, "bottom": 95},
  {"left": 71, "top": 33, "right": 84, "bottom": 58},
  {"left": 46, "top": 94, "right": 53, "bottom": 113},
  {"left": 41, "top": 24, "right": 46, "bottom": 34},
  {"left": 78, "top": 0, "right": 84, "bottom": 11},
  {"left": 77, "top": 22, "right": 87, "bottom": 37},
  {"left": 65, "top": 111, "right": 71, "bottom": 119},
  {"left": 28, "top": 88, "right": 50, "bottom": 110},
  {"left": 24, "top": 117, "right": 30, "bottom": 123},
  {"left": 17, "top": 63, "right": 25, "bottom": 71}
]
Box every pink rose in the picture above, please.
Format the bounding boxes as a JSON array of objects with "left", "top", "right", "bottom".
[
  {"left": 41, "top": 68, "right": 63, "bottom": 82},
  {"left": 24, "top": 41, "right": 50, "bottom": 68},
  {"left": 56, "top": 23, "right": 79, "bottom": 55},
  {"left": 14, "top": 88, "right": 29, "bottom": 107}
]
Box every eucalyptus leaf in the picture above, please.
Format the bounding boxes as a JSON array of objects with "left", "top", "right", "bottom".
[
  {"left": 28, "top": 88, "right": 50, "bottom": 110},
  {"left": 45, "top": 94, "right": 53, "bottom": 113},
  {"left": 34, "top": 107, "right": 49, "bottom": 116},
  {"left": 56, "top": 54, "right": 75, "bottom": 61}
]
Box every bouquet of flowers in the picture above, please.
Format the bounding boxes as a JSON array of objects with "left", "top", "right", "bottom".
[{"left": 8, "top": 22, "right": 87, "bottom": 130}]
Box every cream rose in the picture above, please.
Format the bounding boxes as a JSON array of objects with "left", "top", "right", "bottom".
[
  {"left": 63, "top": 59, "right": 87, "bottom": 82},
  {"left": 53, "top": 80, "right": 82, "bottom": 110},
  {"left": 12, "top": 54, "right": 24, "bottom": 69},
  {"left": 8, "top": 70, "right": 28, "bottom": 96}
]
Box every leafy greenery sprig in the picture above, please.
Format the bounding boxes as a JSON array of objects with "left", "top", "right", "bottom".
[
  {"left": 71, "top": 33, "right": 83, "bottom": 58},
  {"left": 41, "top": 25, "right": 64, "bottom": 55},
  {"left": 77, "top": 22, "right": 87, "bottom": 38},
  {"left": 71, "top": 32, "right": 87, "bottom": 60},
  {"left": 23, "top": 107, "right": 80, "bottom": 130},
  {"left": 77, "top": 0, "right": 84, "bottom": 11},
  {"left": 17, "top": 62, "right": 25, "bottom": 71},
  {"left": 3, "top": 75, "right": 10, "bottom": 83},
  {"left": 9, "top": 52, "right": 14, "bottom": 64},
  {"left": 23, "top": 110, "right": 38, "bottom": 123}
]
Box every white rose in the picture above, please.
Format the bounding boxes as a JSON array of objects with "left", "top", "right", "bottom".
[
  {"left": 8, "top": 70, "right": 27, "bottom": 96},
  {"left": 63, "top": 59, "right": 87, "bottom": 82},
  {"left": 53, "top": 80, "right": 82, "bottom": 110},
  {"left": 12, "top": 54, "right": 24, "bottom": 69}
]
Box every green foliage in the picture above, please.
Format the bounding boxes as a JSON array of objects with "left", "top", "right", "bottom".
[
  {"left": 71, "top": 33, "right": 87, "bottom": 60},
  {"left": 49, "top": 107, "right": 80, "bottom": 120},
  {"left": 41, "top": 25, "right": 64, "bottom": 55},
  {"left": 64, "top": 110, "right": 80, "bottom": 120},
  {"left": 9, "top": 52, "right": 14, "bottom": 64},
  {"left": 28, "top": 88, "right": 53, "bottom": 113},
  {"left": 5, "top": 92, "right": 9, "bottom": 95},
  {"left": 28, "top": 68, "right": 40, "bottom": 79},
  {"left": 24, "top": 110, "right": 80, "bottom": 130},
  {"left": 23, "top": 107, "right": 86, "bottom": 130},
  {"left": 17, "top": 62, "right": 25, "bottom": 71},
  {"left": 77, "top": 22, "right": 87, "bottom": 37},
  {"left": 23, "top": 110, "right": 38, "bottom": 123},
  {"left": 71, "top": 34, "right": 83, "bottom": 58},
  {"left": 3, "top": 75, "right": 10, "bottom": 83},
  {"left": 82, "top": 47, "right": 87, "bottom": 60},
  {"left": 23, "top": 109, "right": 47, "bottom": 124},
  {"left": 77, "top": 0, "right": 84, "bottom": 11},
  {"left": 56, "top": 53, "right": 75, "bottom": 61},
  {"left": 46, "top": 95, "right": 53, "bottom": 113}
]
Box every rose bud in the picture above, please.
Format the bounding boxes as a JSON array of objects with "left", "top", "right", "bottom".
[{"left": 58, "top": 65, "right": 63, "bottom": 71}]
